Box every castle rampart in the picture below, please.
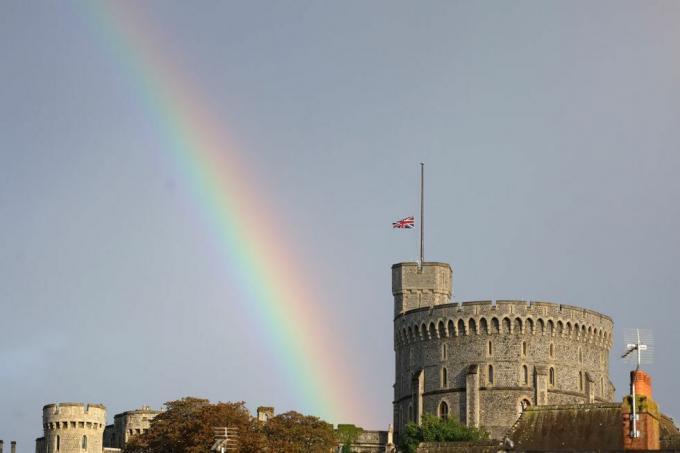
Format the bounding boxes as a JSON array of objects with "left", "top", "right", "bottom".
[
  {"left": 41, "top": 403, "right": 106, "bottom": 453},
  {"left": 392, "top": 262, "right": 615, "bottom": 439}
]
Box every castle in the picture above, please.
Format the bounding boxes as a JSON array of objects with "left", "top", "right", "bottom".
[
  {"left": 19, "top": 260, "right": 677, "bottom": 452},
  {"left": 33, "top": 404, "right": 159, "bottom": 453},
  {"left": 392, "top": 261, "right": 614, "bottom": 439}
]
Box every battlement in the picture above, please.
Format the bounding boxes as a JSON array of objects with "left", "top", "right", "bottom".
[
  {"left": 398, "top": 299, "right": 612, "bottom": 322},
  {"left": 394, "top": 298, "right": 613, "bottom": 348},
  {"left": 113, "top": 406, "right": 160, "bottom": 419},
  {"left": 42, "top": 403, "right": 107, "bottom": 432},
  {"left": 392, "top": 262, "right": 452, "bottom": 316}
]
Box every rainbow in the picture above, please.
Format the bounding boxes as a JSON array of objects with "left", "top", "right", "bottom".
[{"left": 76, "top": 2, "right": 358, "bottom": 422}]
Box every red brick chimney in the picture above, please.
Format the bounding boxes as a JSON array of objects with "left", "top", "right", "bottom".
[{"left": 622, "top": 369, "right": 660, "bottom": 450}]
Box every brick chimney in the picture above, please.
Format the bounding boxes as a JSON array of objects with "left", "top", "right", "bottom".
[{"left": 622, "top": 369, "right": 660, "bottom": 450}]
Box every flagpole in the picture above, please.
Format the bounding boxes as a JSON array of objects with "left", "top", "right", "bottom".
[{"left": 419, "top": 162, "right": 424, "bottom": 268}]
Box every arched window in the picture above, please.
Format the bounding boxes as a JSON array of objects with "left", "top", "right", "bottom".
[
  {"left": 457, "top": 319, "right": 465, "bottom": 336},
  {"left": 441, "top": 343, "right": 448, "bottom": 360},
  {"left": 488, "top": 365, "right": 494, "bottom": 385},
  {"left": 503, "top": 317, "right": 511, "bottom": 334},
  {"left": 439, "top": 401, "right": 449, "bottom": 420},
  {"left": 522, "top": 341, "right": 527, "bottom": 356},
  {"left": 82, "top": 435, "right": 88, "bottom": 450},
  {"left": 469, "top": 318, "right": 477, "bottom": 335},
  {"left": 522, "top": 365, "right": 528, "bottom": 385},
  {"left": 549, "top": 343, "right": 554, "bottom": 358},
  {"left": 488, "top": 341, "right": 493, "bottom": 356},
  {"left": 480, "top": 317, "right": 488, "bottom": 334},
  {"left": 56, "top": 435, "right": 60, "bottom": 451},
  {"left": 441, "top": 367, "right": 448, "bottom": 388},
  {"left": 491, "top": 317, "right": 500, "bottom": 334},
  {"left": 549, "top": 367, "right": 555, "bottom": 386}
]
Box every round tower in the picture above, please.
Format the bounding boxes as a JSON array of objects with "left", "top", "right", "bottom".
[
  {"left": 42, "top": 403, "right": 106, "bottom": 453},
  {"left": 392, "top": 262, "right": 614, "bottom": 439},
  {"left": 111, "top": 406, "right": 160, "bottom": 449}
]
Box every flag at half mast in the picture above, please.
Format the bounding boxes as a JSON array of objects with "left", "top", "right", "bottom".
[{"left": 393, "top": 216, "right": 415, "bottom": 229}]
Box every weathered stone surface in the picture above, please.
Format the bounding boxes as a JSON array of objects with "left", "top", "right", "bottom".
[
  {"left": 392, "top": 261, "right": 615, "bottom": 440},
  {"left": 41, "top": 403, "right": 106, "bottom": 453}
]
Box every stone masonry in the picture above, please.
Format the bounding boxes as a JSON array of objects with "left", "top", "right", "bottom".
[
  {"left": 392, "top": 261, "right": 615, "bottom": 439},
  {"left": 39, "top": 403, "right": 107, "bottom": 453}
]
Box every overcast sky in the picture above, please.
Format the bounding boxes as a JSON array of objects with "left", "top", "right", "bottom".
[{"left": 2, "top": 1, "right": 680, "bottom": 449}]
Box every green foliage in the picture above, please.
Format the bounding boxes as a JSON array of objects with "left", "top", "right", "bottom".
[
  {"left": 337, "top": 424, "right": 363, "bottom": 451},
  {"left": 123, "top": 397, "right": 335, "bottom": 453},
  {"left": 264, "top": 411, "right": 337, "bottom": 453},
  {"left": 399, "top": 414, "right": 488, "bottom": 453}
]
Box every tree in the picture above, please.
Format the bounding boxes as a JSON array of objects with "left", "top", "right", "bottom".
[
  {"left": 264, "top": 411, "right": 337, "bottom": 453},
  {"left": 399, "top": 414, "right": 488, "bottom": 453},
  {"left": 124, "top": 397, "right": 266, "bottom": 453},
  {"left": 336, "top": 424, "right": 363, "bottom": 453}
]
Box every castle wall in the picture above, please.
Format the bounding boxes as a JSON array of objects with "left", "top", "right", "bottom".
[
  {"left": 42, "top": 403, "right": 106, "bottom": 453},
  {"left": 392, "top": 262, "right": 614, "bottom": 440},
  {"left": 110, "top": 407, "right": 159, "bottom": 449}
]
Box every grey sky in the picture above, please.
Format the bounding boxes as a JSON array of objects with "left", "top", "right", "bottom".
[{"left": 2, "top": 0, "right": 680, "bottom": 449}]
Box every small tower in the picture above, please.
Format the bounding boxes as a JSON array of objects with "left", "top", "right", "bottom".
[
  {"left": 257, "top": 407, "right": 274, "bottom": 423},
  {"left": 392, "top": 262, "right": 452, "bottom": 317},
  {"left": 42, "top": 403, "right": 106, "bottom": 453}
]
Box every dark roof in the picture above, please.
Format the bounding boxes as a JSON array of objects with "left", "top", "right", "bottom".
[{"left": 506, "top": 404, "right": 624, "bottom": 450}]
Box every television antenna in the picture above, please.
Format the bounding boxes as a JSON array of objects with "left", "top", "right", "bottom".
[
  {"left": 620, "top": 328, "right": 655, "bottom": 439},
  {"left": 621, "top": 328, "right": 654, "bottom": 368},
  {"left": 211, "top": 427, "right": 239, "bottom": 452}
]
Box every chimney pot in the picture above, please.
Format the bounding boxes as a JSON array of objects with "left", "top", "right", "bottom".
[
  {"left": 631, "top": 369, "right": 653, "bottom": 399},
  {"left": 9, "top": 441, "right": 15, "bottom": 453}
]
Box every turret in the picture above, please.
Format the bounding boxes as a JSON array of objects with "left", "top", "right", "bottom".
[{"left": 392, "top": 262, "right": 452, "bottom": 317}]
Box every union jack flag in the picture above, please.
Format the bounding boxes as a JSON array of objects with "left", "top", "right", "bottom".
[{"left": 392, "top": 216, "right": 415, "bottom": 229}]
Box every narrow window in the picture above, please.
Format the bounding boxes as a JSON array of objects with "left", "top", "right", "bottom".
[
  {"left": 82, "top": 435, "right": 88, "bottom": 450},
  {"left": 488, "top": 341, "right": 493, "bottom": 356},
  {"left": 522, "top": 341, "right": 527, "bottom": 356},
  {"left": 408, "top": 404, "right": 413, "bottom": 422},
  {"left": 441, "top": 343, "right": 448, "bottom": 360},
  {"left": 601, "top": 377, "right": 605, "bottom": 396},
  {"left": 579, "top": 371, "right": 584, "bottom": 391},
  {"left": 56, "top": 435, "right": 60, "bottom": 451},
  {"left": 549, "top": 342, "right": 554, "bottom": 358},
  {"left": 549, "top": 367, "right": 555, "bottom": 386},
  {"left": 520, "top": 399, "right": 531, "bottom": 411},
  {"left": 522, "top": 365, "right": 528, "bottom": 385},
  {"left": 439, "top": 401, "right": 449, "bottom": 420},
  {"left": 441, "top": 367, "right": 448, "bottom": 389},
  {"left": 488, "top": 364, "right": 494, "bottom": 385},
  {"left": 578, "top": 347, "right": 582, "bottom": 364}
]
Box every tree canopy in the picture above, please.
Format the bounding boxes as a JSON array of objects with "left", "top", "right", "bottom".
[
  {"left": 399, "top": 414, "right": 489, "bottom": 453},
  {"left": 123, "top": 397, "right": 336, "bottom": 453}
]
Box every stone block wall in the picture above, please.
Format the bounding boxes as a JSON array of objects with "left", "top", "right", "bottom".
[
  {"left": 392, "top": 261, "right": 614, "bottom": 440},
  {"left": 42, "top": 403, "right": 106, "bottom": 453}
]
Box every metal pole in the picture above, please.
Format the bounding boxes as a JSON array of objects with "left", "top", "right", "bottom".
[{"left": 419, "top": 162, "right": 424, "bottom": 267}]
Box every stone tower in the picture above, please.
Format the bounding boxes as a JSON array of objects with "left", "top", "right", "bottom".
[
  {"left": 41, "top": 403, "right": 106, "bottom": 453},
  {"left": 104, "top": 406, "right": 160, "bottom": 449},
  {"left": 392, "top": 261, "right": 614, "bottom": 439}
]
